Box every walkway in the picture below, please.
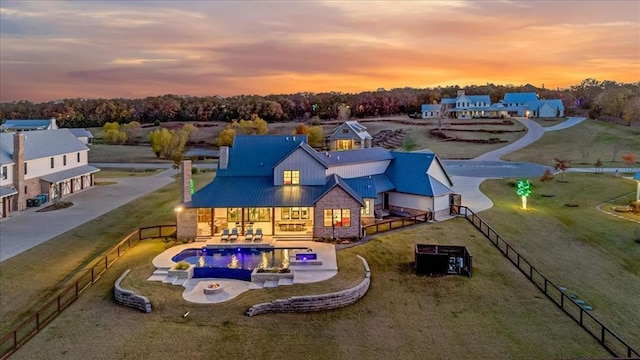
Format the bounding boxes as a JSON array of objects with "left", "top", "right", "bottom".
[{"left": 0, "top": 168, "right": 177, "bottom": 262}]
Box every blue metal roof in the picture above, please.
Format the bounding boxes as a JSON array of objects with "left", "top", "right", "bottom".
[
  {"left": 191, "top": 176, "right": 324, "bottom": 208},
  {"left": 274, "top": 142, "right": 329, "bottom": 169},
  {"left": 343, "top": 177, "right": 377, "bottom": 198},
  {"left": 68, "top": 128, "right": 94, "bottom": 138},
  {"left": 634, "top": 172, "right": 640, "bottom": 181},
  {"left": 385, "top": 151, "right": 451, "bottom": 196},
  {"left": 503, "top": 92, "right": 538, "bottom": 104},
  {"left": 466, "top": 95, "right": 491, "bottom": 104},
  {"left": 441, "top": 98, "right": 456, "bottom": 104},
  {"left": 421, "top": 104, "right": 441, "bottom": 112},
  {"left": 316, "top": 174, "right": 365, "bottom": 206},
  {"left": 218, "top": 134, "right": 307, "bottom": 177}
]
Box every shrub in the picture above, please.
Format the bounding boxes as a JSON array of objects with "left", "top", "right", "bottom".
[
  {"left": 174, "top": 261, "right": 190, "bottom": 270},
  {"left": 191, "top": 167, "right": 199, "bottom": 175}
]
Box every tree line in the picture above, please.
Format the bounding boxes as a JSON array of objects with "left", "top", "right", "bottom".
[{"left": 1, "top": 79, "right": 639, "bottom": 127}]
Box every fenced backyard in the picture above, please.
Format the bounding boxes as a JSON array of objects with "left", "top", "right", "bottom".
[
  {"left": 0, "top": 225, "right": 177, "bottom": 360},
  {"left": 457, "top": 206, "right": 638, "bottom": 358}
]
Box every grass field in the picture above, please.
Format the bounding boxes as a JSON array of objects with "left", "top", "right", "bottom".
[
  {"left": 12, "top": 220, "right": 608, "bottom": 359},
  {"left": 0, "top": 172, "right": 214, "bottom": 335},
  {"left": 479, "top": 173, "right": 640, "bottom": 344},
  {"left": 94, "top": 168, "right": 162, "bottom": 178},
  {"left": 504, "top": 119, "right": 640, "bottom": 167}
]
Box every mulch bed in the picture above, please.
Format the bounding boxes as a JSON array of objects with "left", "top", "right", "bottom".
[{"left": 37, "top": 202, "right": 73, "bottom": 212}]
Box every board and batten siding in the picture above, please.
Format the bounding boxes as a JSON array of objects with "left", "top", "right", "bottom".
[
  {"left": 388, "top": 192, "right": 433, "bottom": 212},
  {"left": 326, "top": 160, "right": 391, "bottom": 179},
  {"left": 273, "top": 148, "right": 326, "bottom": 185}
]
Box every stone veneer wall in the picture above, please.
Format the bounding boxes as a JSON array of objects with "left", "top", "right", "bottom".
[
  {"left": 314, "top": 186, "right": 362, "bottom": 239},
  {"left": 114, "top": 269, "right": 152, "bottom": 313},
  {"left": 246, "top": 255, "right": 370, "bottom": 316},
  {"left": 177, "top": 208, "right": 197, "bottom": 240}
]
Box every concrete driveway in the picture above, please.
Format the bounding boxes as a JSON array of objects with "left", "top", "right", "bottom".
[{"left": 0, "top": 168, "right": 177, "bottom": 262}]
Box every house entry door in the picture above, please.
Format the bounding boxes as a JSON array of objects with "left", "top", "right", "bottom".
[{"left": 383, "top": 193, "right": 389, "bottom": 210}]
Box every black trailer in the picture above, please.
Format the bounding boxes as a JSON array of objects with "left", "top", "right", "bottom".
[{"left": 414, "top": 243, "right": 472, "bottom": 277}]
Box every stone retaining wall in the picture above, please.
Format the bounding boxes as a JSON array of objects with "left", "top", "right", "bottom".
[
  {"left": 246, "top": 255, "right": 371, "bottom": 316},
  {"left": 114, "top": 269, "right": 152, "bottom": 313}
]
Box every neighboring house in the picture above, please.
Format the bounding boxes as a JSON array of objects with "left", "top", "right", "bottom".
[
  {"left": 0, "top": 130, "right": 100, "bottom": 218},
  {"left": 525, "top": 99, "right": 565, "bottom": 118},
  {"left": 327, "top": 121, "right": 373, "bottom": 150},
  {"left": 68, "top": 128, "right": 94, "bottom": 145},
  {"left": 502, "top": 92, "right": 538, "bottom": 117},
  {"left": 421, "top": 104, "right": 443, "bottom": 119},
  {"left": 175, "top": 134, "right": 454, "bottom": 241},
  {"left": 436, "top": 91, "right": 506, "bottom": 119},
  {"left": 1, "top": 118, "right": 58, "bottom": 132}
]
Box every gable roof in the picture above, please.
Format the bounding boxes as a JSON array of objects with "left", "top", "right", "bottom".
[
  {"left": 68, "top": 128, "right": 94, "bottom": 138},
  {"left": 0, "top": 130, "right": 89, "bottom": 166},
  {"left": 503, "top": 92, "right": 538, "bottom": 104},
  {"left": 466, "top": 95, "right": 491, "bottom": 104},
  {"left": 218, "top": 134, "right": 307, "bottom": 177},
  {"left": 421, "top": 104, "right": 442, "bottom": 112},
  {"left": 343, "top": 177, "right": 377, "bottom": 198},
  {"left": 316, "top": 174, "right": 365, "bottom": 206},
  {"left": 274, "top": 142, "right": 329, "bottom": 169},
  {"left": 1, "top": 119, "right": 56, "bottom": 131},
  {"left": 385, "top": 151, "right": 453, "bottom": 196},
  {"left": 541, "top": 99, "right": 564, "bottom": 110},
  {"left": 634, "top": 172, "right": 640, "bottom": 181},
  {"left": 329, "top": 121, "right": 372, "bottom": 141},
  {"left": 323, "top": 147, "right": 394, "bottom": 166},
  {"left": 441, "top": 98, "right": 456, "bottom": 104}
]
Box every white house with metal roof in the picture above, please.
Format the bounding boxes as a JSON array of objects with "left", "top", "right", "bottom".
[
  {"left": 327, "top": 121, "right": 373, "bottom": 150},
  {"left": 421, "top": 104, "right": 443, "bottom": 119},
  {"left": 0, "top": 130, "right": 99, "bottom": 217},
  {"left": 176, "top": 134, "right": 453, "bottom": 241}
]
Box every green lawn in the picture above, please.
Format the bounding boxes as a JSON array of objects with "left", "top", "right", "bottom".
[
  {"left": 503, "top": 119, "right": 640, "bottom": 167},
  {"left": 12, "top": 220, "right": 607, "bottom": 360},
  {"left": 0, "top": 172, "right": 213, "bottom": 334},
  {"left": 94, "top": 168, "right": 163, "bottom": 178},
  {"left": 479, "top": 173, "right": 640, "bottom": 345}
]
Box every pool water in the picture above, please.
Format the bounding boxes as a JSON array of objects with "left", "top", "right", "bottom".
[{"left": 172, "top": 247, "right": 307, "bottom": 281}]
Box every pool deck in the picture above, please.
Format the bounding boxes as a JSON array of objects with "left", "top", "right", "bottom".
[{"left": 148, "top": 240, "right": 338, "bottom": 304}]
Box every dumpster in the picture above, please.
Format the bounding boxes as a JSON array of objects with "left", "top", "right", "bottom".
[
  {"left": 37, "top": 194, "right": 47, "bottom": 204},
  {"left": 27, "top": 198, "right": 34, "bottom": 207},
  {"left": 32, "top": 197, "right": 41, "bottom": 207}
]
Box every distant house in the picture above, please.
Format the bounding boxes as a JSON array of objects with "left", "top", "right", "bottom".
[
  {"left": 1, "top": 118, "right": 58, "bottom": 132},
  {"left": 327, "top": 121, "right": 373, "bottom": 150},
  {"left": 68, "top": 128, "right": 94, "bottom": 145},
  {"left": 176, "top": 134, "right": 454, "bottom": 241},
  {"left": 0, "top": 130, "right": 100, "bottom": 218},
  {"left": 436, "top": 90, "right": 506, "bottom": 119},
  {"left": 421, "top": 104, "right": 443, "bottom": 119},
  {"left": 525, "top": 99, "right": 565, "bottom": 118},
  {"left": 502, "top": 92, "right": 538, "bottom": 117}
]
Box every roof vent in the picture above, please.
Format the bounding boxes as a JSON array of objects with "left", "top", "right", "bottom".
[
  {"left": 337, "top": 155, "right": 340, "bottom": 161},
  {"left": 293, "top": 136, "right": 296, "bottom": 141},
  {"left": 325, "top": 152, "right": 329, "bottom": 156},
  {"left": 286, "top": 137, "right": 289, "bottom": 141}
]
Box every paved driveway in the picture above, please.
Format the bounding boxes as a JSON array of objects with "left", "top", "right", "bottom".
[{"left": 0, "top": 169, "right": 177, "bottom": 262}]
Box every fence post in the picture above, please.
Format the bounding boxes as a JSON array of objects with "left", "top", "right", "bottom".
[
  {"left": 36, "top": 312, "right": 40, "bottom": 330},
  {"left": 579, "top": 308, "right": 583, "bottom": 325},
  {"left": 57, "top": 295, "right": 61, "bottom": 312},
  {"left": 544, "top": 278, "right": 547, "bottom": 293},
  {"left": 517, "top": 254, "right": 520, "bottom": 267},
  {"left": 117, "top": 245, "right": 120, "bottom": 258},
  {"left": 75, "top": 281, "right": 79, "bottom": 298},
  {"left": 105, "top": 255, "right": 109, "bottom": 269},
  {"left": 560, "top": 293, "right": 564, "bottom": 308},
  {"left": 601, "top": 326, "right": 605, "bottom": 344},
  {"left": 91, "top": 267, "right": 95, "bottom": 283}
]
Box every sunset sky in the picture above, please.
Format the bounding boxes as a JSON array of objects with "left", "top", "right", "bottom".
[{"left": 1, "top": 0, "right": 638, "bottom": 102}]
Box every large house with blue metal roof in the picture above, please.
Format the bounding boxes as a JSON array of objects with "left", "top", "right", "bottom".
[
  {"left": 1, "top": 118, "right": 58, "bottom": 132},
  {"left": 0, "top": 130, "right": 99, "bottom": 217},
  {"left": 176, "top": 134, "right": 454, "bottom": 241}
]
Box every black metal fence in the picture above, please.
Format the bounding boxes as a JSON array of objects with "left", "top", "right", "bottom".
[
  {"left": 457, "top": 206, "right": 638, "bottom": 358},
  {"left": 363, "top": 212, "right": 432, "bottom": 236},
  {"left": 0, "top": 225, "right": 177, "bottom": 360}
]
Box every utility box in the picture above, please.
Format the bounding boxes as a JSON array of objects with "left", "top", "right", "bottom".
[{"left": 414, "top": 243, "right": 472, "bottom": 277}]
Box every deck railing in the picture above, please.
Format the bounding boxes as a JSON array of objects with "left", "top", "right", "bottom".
[
  {"left": 457, "top": 206, "right": 638, "bottom": 358},
  {"left": 0, "top": 225, "right": 176, "bottom": 360},
  {"left": 362, "top": 212, "right": 432, "bottom": 236}
]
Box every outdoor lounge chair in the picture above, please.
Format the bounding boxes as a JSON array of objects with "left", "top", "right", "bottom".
[
  {"left": 220, "top": 228, "right": 230, "bottom": 242},
  {"left": 229, "top": 228, "right": 238, "bottom": 242},
  {"left": 253, "top": 228, "right": 263, "bottom": 242},
  {"left": 244, "top": 228, "right": 253, "bottom": 242}
]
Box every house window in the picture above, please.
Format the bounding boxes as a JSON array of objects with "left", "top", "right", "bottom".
[
  {"left": 342, "top": 128, "right": 349, "bottom": 133},
  {"left": 245, "top": 208, "right": 271, "bottom": 222},
  {"left": 361, "top": 200, "right": 371, "bottom": 215},
  {"left": 282, "top": 207, "right": 309, "bottom": 220},
  {"left": 1, "top": 166, "right": 6, "bottom": 180},
  {"left": 50, "top": 157, "right": 54, "bottom": 169},
  {"left": 227, "top": 208, "right": 242, "bottom": 222},
  {"left": 323, "top": 209, "right": 350, "bottom": 227},
  {"left": 283, "top": 170, "right": 299, "bottom": 185},
  {"left": 24, "top": 186, "right": 27, "bottom": 194},
  {"left": 24, "top": 162, "right": 27, "bottom": 175},
  {"left": 63, "top": 155, "right": 67, "bottom": 166},
  {"left": 77, "top": 152, "right": 81, "bottom": 162}
]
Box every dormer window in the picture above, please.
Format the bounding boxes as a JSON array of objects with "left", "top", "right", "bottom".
[{"left": 283, "top": 170, "right": 299, "bottom": 185}]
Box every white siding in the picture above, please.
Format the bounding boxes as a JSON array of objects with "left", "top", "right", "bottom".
[
  {"left": 327, "top": 160, "right": 390, "bottom": 179},
  {"left": 388, "top": 192, "right": 433, "bottom": 212},
  {"left": 427, "top": 159, "right": 452, "bottom": 188},
  {"left": 433, "top": 195, "right": 450, "bottom": 213},
  {"left": 274, "top": 148, "right": 326, "bottom": 185},
  {"left": 0, "top": 165, "right": 13, "bottom": 187},
  {"left": 24, "top": 150, "right": 90, "bottom": 180}
]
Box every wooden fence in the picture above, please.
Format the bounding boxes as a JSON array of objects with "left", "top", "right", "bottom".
[
  {"left": 362, "top": 212, "right": 432, "bottom": 236},
  {"left": 0, "top": 225, "right": 177, "bottom": 360},
  {"left": 458, "top": 206, "right": 638, "bottom": 358}
]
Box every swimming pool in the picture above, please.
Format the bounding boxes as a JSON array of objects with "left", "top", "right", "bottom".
[{"left": 172, "top": 247, "right": 308, "bottom": 281}]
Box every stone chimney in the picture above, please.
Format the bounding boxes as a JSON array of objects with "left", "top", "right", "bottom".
[
  {"left": 181, "top": 160, "right": 192, "bottom": 203},
  {"left": 219, "top": 146, "right": 229, "bottom": 170},
  {"left": 457, "top": 90, "right": 465, "bottom": 97},
  {"left": 12, "top": 133, "right": 26, "bottom": 211}
]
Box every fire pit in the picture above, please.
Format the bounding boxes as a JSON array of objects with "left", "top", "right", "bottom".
[{"left": 203, "top": 282, "right": 224, "bottom": 295}]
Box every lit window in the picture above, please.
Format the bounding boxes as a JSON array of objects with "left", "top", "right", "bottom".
[
  {"left": 245, "top": 208, "right": 271, "bottom": 222},
  {"left": 361, "top": 200, "right": 371, "bottom": 215},
  {"left": 282, "top": 207, "right": 309, "bottom": 220},
  {"left": 324, "top": 209, "right": 350, "bottom": 227},
  {"left": 227, "top": 208, "right": 241, "bottom": 222},
  {"left": 283, "top": 170, "right": 299, "bottom": 185}
]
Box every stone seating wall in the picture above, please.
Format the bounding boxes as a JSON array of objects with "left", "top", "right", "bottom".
[{"left": 114, "top": 269, "right": 152, "bottom": 313}]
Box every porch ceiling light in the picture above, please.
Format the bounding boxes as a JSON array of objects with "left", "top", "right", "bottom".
[{"left": 174, "top": 206, "right": 184, "bottom": 213}]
